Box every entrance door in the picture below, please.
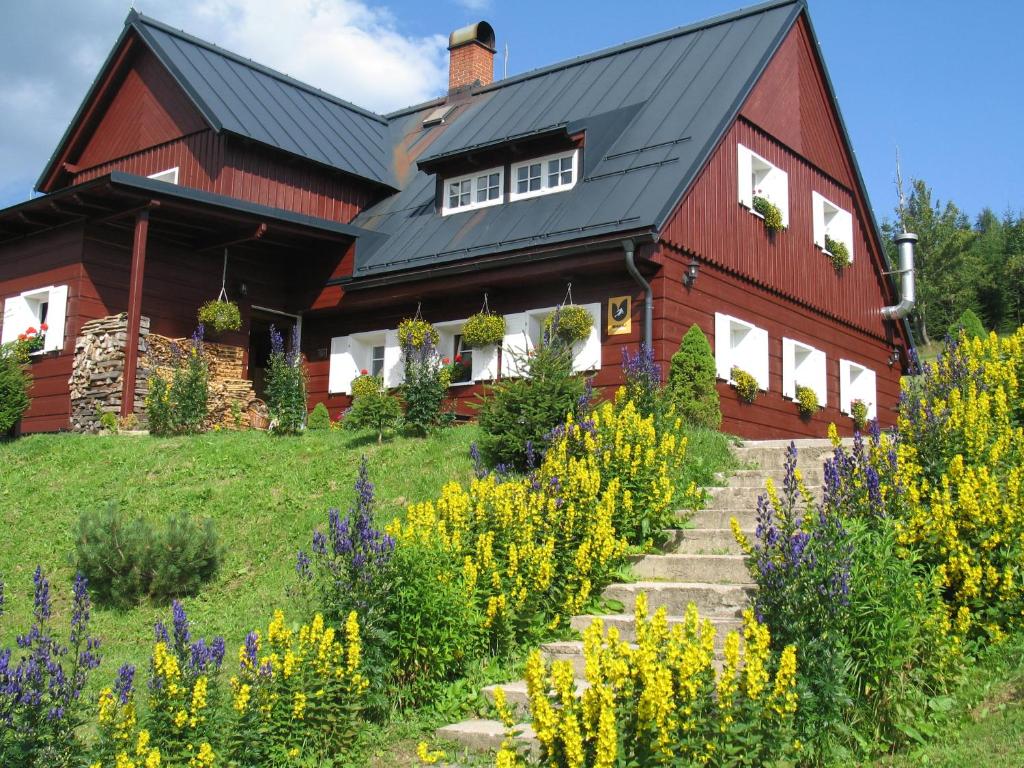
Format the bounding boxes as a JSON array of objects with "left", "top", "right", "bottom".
[{"left": 248, "top": 309, "right": 296, "bottom": 399}]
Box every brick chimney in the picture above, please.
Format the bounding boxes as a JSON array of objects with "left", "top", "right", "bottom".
[{"left": 448, "top": 22, "right": 495, "bottom": 92}]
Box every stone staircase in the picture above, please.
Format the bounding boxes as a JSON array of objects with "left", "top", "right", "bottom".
[{"left": 435, "top": 439, "right": 839, "bottom": 756}]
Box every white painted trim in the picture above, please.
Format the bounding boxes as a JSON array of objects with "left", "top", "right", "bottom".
[
  {"left": 782, "top": 337, "right": 827, "bottom": 406},
  {"left": 510, "top": 149, "right": 579, "bottom": 202},
  {"left": 147, "top": 167, "right": 179, "bottom": 185},
  {"left": 812, "top": 191, "right": 854, "bottom": 261},
  {"left": 839, "top": 359, "right": 876, "bottom": 419},
  {"left": 441, "top": 166, "right": 504, "bottom": 215},
  {"left": 737, "top": 144, "right": 788, "bottom": 226},
  {"left": 714, "top": 312, "right": 769, "bottom": 391}
]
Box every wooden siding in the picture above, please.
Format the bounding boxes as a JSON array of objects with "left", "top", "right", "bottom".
[
  {"left": 0, "top": 226, "right": 86, "bottom": 433},
  {"left": 652, "top": 244, "right": 902, "bottom": 438},
  {"left": 76, "top": 48, "right": 207, "bottom": 170}
]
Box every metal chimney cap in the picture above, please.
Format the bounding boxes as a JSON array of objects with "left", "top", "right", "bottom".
[
  {"left": 449, "top": 21, "right": 496, "bottom": 52},
  {"left": 894, "top": 232, "right": 919, "bottom": 243}
]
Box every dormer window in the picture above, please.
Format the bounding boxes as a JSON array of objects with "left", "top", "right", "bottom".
[
  {"left": 812, "top": 192, "right": 854, "bottom": 262},
  {"left": 510, "top": 150, "right": 578, "bottom": 201},
  {"left": 442, "top": 166, "right": 503, "bottom": 215},
  {"left": 737, "top": 144, "right": 788, "bottom": 226}
]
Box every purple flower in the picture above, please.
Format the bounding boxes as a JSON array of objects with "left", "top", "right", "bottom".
[
  {"left": 296, "top": 550, "right": 311, "bottom": 580},
  {"left": 33, "top": 567, "right": 51, "bottom": 623},
  {"left": 154, "top": 621, "right": 170, "bottom": 646},
  {"left": 312, "top": 530, "right": 327, "bottom": 556},
  {"left": 243, "top": 631, "right": 259, "bottom": 670},
  {"left": 171, "top": 601, "right": 191, "bottom": 652},
  {"left": 269, "top": 325, "right": 285, "bottom": 357},
  {"left": 114, "top": 664, "right": 135, "bottom": 705}
]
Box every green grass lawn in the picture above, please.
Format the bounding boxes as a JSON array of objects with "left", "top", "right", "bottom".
[{"left": 0, "top": 426, "right": 480, "bottom": 693}]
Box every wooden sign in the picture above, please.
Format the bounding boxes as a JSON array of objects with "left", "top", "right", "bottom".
[{"left": 607, "top": 295, "right": 631, "bottom": 335}]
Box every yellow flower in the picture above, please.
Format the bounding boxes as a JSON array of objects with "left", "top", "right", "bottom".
[{"left": 416, "top": 741, "right": 446, "bottom": 764}]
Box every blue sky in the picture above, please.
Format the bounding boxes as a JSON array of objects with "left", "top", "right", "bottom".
[{"left": 0, "top": 0, "right": 1019, "bottom": 225}]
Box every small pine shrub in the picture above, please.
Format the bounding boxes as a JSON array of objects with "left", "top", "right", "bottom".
[
  {"left": 345, "top": 378, "right": 402, "bottom": 443},
  {"left": 265, "top": 326, "right": 307, "bottom": 435},
  {"left": 947, "top": 308, "right": 986, "bottom": 340},
  {"left": 667, "top": 325, "right": 722, "bottom": 429},
  {"left": 795, "top": 384, "right": 819, "bottom": 418},
  {"left": 825, "top": 234, "right": 851, "bottom": 269},
  {"left": 0, "top": 341, "right": 31, "bottom": 434},
  {"left": 307, "top": 402, "right": 331, "bottom": 430},
  {"left": 75, "top": 505, "right": 220, "bottom": 608},
  {"left": 753, "top": 194, "right": 784, "bottom": 232},
  {"left": 475, "top": 341, "right": 587, "bottom": 469},
  {"left": 543, "top": 305, "right": 593, "bottom": 345},
  {"left": 730, "top": 366, "right": 759, "bottom": 403},
  {"left": 197, "top": 299, "right": 241, "bottom": 333}
]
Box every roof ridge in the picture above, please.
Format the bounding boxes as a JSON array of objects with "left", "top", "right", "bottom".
[
  {"left": 126, "top": 10, "right": 389, "bottom": 126},
  {"left": 472, "top": 0, "right": 802, "bottom": 97}
]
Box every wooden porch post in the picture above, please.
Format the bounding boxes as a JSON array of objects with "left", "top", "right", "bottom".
[{"left": 121, "top": 208, "right": 151, "bottom": 418}]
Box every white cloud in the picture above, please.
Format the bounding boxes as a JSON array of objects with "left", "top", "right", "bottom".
[{"left": 455, "top": 0, "right": 491, "bottom": 10}]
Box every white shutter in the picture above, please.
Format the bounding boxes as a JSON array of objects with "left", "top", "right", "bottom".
[
  {"left": 737, "top": 145, "right": 753, "bottom": 208},
  {"left": 571, "top": 302, "right": 602, "bottom": 372},
  {"left": 382, "top": 329, "right": 404, "bottom": 388},
  {"left": 782, "top": 338, "right": 797, "bottom": 399},
  {"left": 43, "top": 285, "right": 68, "bottom": 353},
  {"left": 471, "top": 342, "right": 499, "bottom": 381},
  {"left": 750, "top": 326, "right": 769, "bottom": 391},
  {"left": 810, "top": 347, "right": 828, "bottom": 407},
  {"left": 862, "top": 367, "right": 877, "bottom": 420},
  {"left": 1, "top": 296, "right": 29, "bottom": 344},
  {"left": 837, "top": 207, "right": 854, "bottom": 261},
  {"left": 770, "top": 166, "right": 789, "bottom": 226},
  {"left": 714, "top": 312, "right": 731, "bottom": 380},
  {"left": 812, "top": 192, "right": 825, "bottom": 248},
  {"left": 501, "top": 312, "right": 532, "bottom": 377},
  {"left": 839, "top": 359, "right": 853, "bottom": 415},
  {"left": 328, "top": 336, "right": 359, "bottom": 395}
]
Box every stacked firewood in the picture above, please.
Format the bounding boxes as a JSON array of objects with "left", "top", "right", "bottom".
[{"left": 69, "top": 313, "right": 149, "bottom": 432}]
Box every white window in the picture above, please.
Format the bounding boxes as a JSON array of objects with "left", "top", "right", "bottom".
[
  {"left": 714, "top": 313, "right": 769, "bottom": 391},
  {"left": 436, "top": 318, "right": 500, "bottom": 384},
  {"left": 499, "top": 303, "right": 602, "bottom": 376},
  {"left": 1, "top": 284, "right": 69, "bottom": 353},
  {"left": 839, "top": 360, "right": 876, "bottom": 420},
  {"left": 510, "top": 150, "right": 579, "bottom": 202},
  {"left": 442, "top": 167, "right": 503, "bottom": 215},
  {"left": 737, "top": 144, "right": 788, "bottom": 226},
  {"left": 782, "top": 338, "right": 827, "bottom": 406},
  {"left": 148, "top": 167, "right": 179, "bottom": 185},
  {"left": 812, "top": 192, "right": 854, "bottom": 261},
  {"left": 327, "top": 329, "right": 403, "bottom": 394}
]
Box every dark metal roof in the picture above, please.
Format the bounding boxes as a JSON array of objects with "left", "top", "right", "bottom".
[{"left": 351, "top": 0, "right": 804, "bottom": 276}]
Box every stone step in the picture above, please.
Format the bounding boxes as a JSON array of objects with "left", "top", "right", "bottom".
[
  {"left": 435, "top": 718, "right": 537, "bottom": 756},
  {"left": 482, "top": 677, "right": 589, "bottom": 715},
  {"left": 541, "top": 639, "right": 727, "bottom": 678},
  {"left": 733, "top": 439, "right": 843, "bottom": 470},
  {"left": 726, "top": 468, "right": 824, "bottom": 487},
  {"left": 704, "top": 484, "right": 822, "bottom": 510},
  {"left": 630, "top": 553, "right": 749, "bottom": 583},
  {"left": 602, "top": 581, "right": 754, "bottom": 617},
  {"left": 684, "top": 508, "right": 758, "bottom": 530},
  {"left": 663, "top": 527, "right": 748, "bottom": 554},
  {"left": 568, "top": 613, "right": 744, "bottom": 647}
]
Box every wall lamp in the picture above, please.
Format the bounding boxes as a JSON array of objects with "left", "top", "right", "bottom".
[
  {"left": 887, "top": 347, "right": 901, "bottom": 368},
  {"left": 683, "top": 258, "right": 700, "bottom": 288}
]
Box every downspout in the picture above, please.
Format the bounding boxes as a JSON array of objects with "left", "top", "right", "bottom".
[
  {"left": 881, "top": 232, "right": 917, "bottom": 320},
  {"left": 623, "top": 238, "right": 652, "bottom": 351}
]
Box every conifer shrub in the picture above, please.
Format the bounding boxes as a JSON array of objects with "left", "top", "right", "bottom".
[
  {"left": 307, "top": 401, "right": 331, "bottom": 430},
  {"left": 74, "top": 505, "right": 220, "bottom": 608},
  {"left": 0, "top": 340, "right": 31, "bottom": 435},
  {"left": 947, "top": 308, "right": 986, "bottom": 340},
  {"left": 666, "top": 324, "right": 722, "bottom": 429},
  {"left": 345, "top": 376, "right": 402, "bottom": 443},
  {"left": 265, "top": 325, "right": 307, "bottom": 435}
]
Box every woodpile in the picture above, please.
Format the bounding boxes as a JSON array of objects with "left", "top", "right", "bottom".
[
  {"left": 69, "top": 313, "right": 149, "bottom": 432},
  {"left": 69, "top": 314, "right": 265, "bottom": 432}
]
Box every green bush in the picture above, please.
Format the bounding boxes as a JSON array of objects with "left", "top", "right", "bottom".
[
  {"left": 400, "top": 333, "right": 451, "bottom": 436},
  {"left": 98, "top": 411, "right": 118, "bottom": 433},
  {"left": 74, "top": 505, "right": 220, "bottom": 608},
  {"left": 197, "top": 299, "right": 241, "bottom": 333},
  {"left": 543, "top": 305, "right": 593, "bottom": 345},
  {"left": 462, "top": 312, "right": 505, "bottom": 347},
  {"left": 144, "top": 332, "right": 208, "bottom": 436},
  {"left": 345, "top": 378, "right": 402, "bottom": 442},
  {"left": 730, "top": 366, "right": 759, "bottom": 403},
  {"left": 667, "top": 325, "right": 722, "bottom": 429},
  {"left": 475, "top": 341, "right": 587, "bottom": 469},
  {"left": 307, "top": 401, "right": 331, "bottom": 430},
  {"left": 265, "top": 326, "right": 306, "bottom": 435},
  {"left": 0, "top": 341, "right": 31, "bottom": 434},
  {"left": 948, "top": 308, "right": 986, "bottom": 340},
  {"left": 851, "top": 399, "right": 868, "bottom": 431}
]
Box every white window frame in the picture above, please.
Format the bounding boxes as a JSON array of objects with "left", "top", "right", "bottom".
[
  {"left": 812, "top": 191, "right": 854, "bottom": 262},
  {"left": 737, "top": 144, "right": 789, "bottom": 227},
  {"left": 510, "top": 149, "right": 579, "bottom": 202},
  {"left": 714, "top": 313, "right": 769, "bottom": 391},
  {"left": 435, "top": 319, "right": 478, "bottom": 386},
  {"left": 782, "top": 338, "right": 827, "bottom": 406},
  {"left": 441, "top": 166, "right": 504, "bottom": 215},
  {"left": 1, "top": 284, "right": 68, "bottom": 353},
  {"left": 148, "top": 167, "right": 179, "bottom": 185},
  {"left": 327, "top": 329, "right": 403, "bottom": 394},
  {"left": 839, "top": 360, "right": 877, "bottom": 420}
]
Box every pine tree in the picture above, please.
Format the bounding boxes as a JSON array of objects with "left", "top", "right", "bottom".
[{"left": 667, "top": 324, "right": 722, "bottom": 430}]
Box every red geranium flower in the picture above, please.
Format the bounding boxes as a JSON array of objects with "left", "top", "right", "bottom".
[
  {"left": 360, "top": 369, "right": 369, "bottom": 375},
  {"left": 454, "top": 354, "right": 463, "bottom": 363},
  {"left": 40, "top": 323, "right": 48, "bottom": 332},
  {"left": 25, "top": 327, "right": 36, "bottom": 335},
  {"left": 442, "top": 357, "right": 451, "bottom": 365},
  {"left": 18, "top": 333, "right": 27, "bottom": 341}
]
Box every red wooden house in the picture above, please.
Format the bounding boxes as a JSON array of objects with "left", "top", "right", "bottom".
[{"left": 0, "top": 0, "right": 914, "bottom": 437}]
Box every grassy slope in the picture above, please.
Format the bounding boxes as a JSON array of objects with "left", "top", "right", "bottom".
[{"left": 0, "top": 427, "right": 479, "bottom": 690}]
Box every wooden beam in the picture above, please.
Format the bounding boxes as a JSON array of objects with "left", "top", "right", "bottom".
[
  {"left": 193, "top": 222, "right": 268, "bottom": 252},
  {"left": 121, "top": 208, "right": 150, "bottom": 419}
]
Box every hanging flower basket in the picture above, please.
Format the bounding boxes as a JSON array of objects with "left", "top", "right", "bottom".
[
  {"left": 824, "top": 235, "right": 851, "bottom": 270},
  {"left": 794, "top": 384, "right": 819, "bottom": 419},
  {"left": 752, "top": 193, "right": 785, "bottom": 232},
  {"left": 730, "top": 366, "right": 759, "bottom": 404},
  {"left": 198, "top": 299, "right": 241, "bottom": 333},
  {"left": 397, "top": 317, "right": 439, "bottom": 350},
  {"left": 544, "top": 305, "right": 593, "bottom": 345},
  {"left": 462, "top": 312, "right": 506, "bottom": 347}
]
